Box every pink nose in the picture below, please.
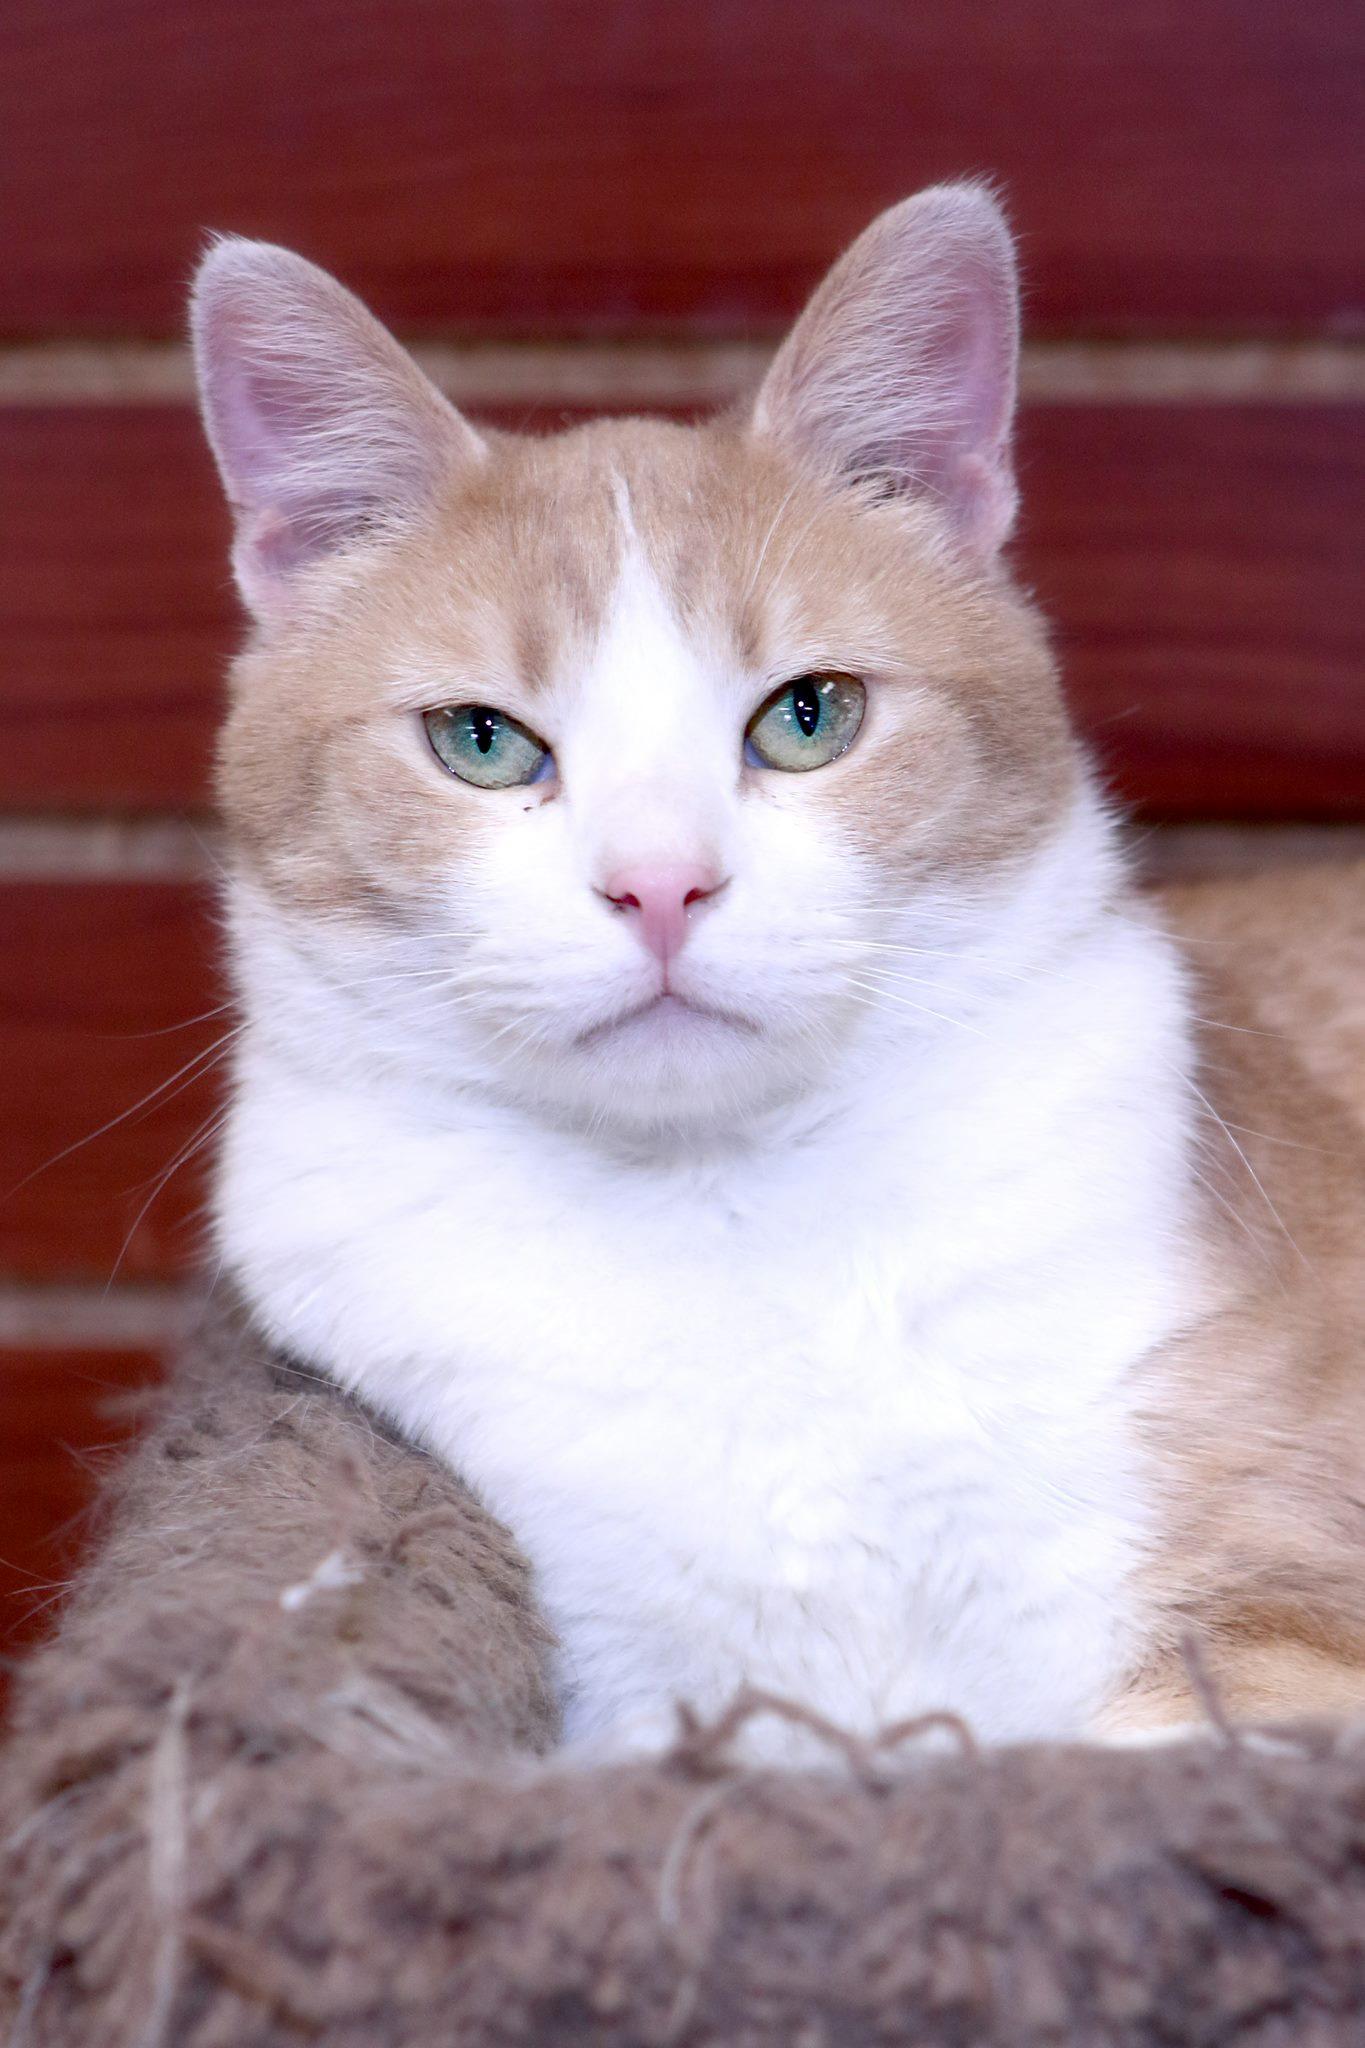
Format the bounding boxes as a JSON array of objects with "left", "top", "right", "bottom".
[{"left": 600, "top": 862, "right": 726, "bottom": 964}]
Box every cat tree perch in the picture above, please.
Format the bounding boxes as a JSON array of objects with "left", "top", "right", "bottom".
[{"left": 3, "top": 1296, "right": 1363, "bottom": 2046}]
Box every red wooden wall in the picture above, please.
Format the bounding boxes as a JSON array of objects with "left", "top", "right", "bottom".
[
  {"left": 6, "top": 0, "right": 1362, "bottom": 335},
  {"left": 1, "top": 0, "right": 1362, "bottom": 1676}
]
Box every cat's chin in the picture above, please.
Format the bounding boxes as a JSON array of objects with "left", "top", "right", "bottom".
[
  {"left": 573, "top": 990, "right": 758, "bottom": 1050},
  {"left": 507, "top": 993, "right": 809, "bottom": 1138}
]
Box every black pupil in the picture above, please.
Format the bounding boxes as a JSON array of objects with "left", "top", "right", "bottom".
[
  {"left": 470, "top": 707, "right": 498, "bottom": 755},
  {"left": 792, "top": 682, "right": 823, "bottom": 737}
]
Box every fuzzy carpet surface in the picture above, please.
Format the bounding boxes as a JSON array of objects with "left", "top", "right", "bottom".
[{"left": 3, "top": 1295, "right": 1365, "bottom": 2046}]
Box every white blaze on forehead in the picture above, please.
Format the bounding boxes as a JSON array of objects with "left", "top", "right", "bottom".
[{"left": 560, "top": 479, "right": 737, "bottom": 876}]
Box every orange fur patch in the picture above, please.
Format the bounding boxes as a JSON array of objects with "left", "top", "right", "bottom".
[
  {"left": 1111, "top": 864, "right": 1365, "bottom": 1729},
  {"left": 218, "top": 414, "right": 1076, "bottom": 916}
]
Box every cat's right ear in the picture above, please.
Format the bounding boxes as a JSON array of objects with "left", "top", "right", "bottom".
[{"left": 191, "top": 237, "right": 484, "bottom": 621}]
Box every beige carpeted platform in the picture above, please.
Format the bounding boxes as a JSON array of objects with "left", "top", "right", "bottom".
[{"left": 3, "top": 1294, "right": 1364, "bottom": 2045}]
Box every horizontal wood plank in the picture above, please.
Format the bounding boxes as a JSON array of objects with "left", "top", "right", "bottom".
[
  {"left": 2, "top": 402, "right": 1361, "bottom": 817},
  {"left": 2, "top": 0, "right": 1361, "bottom": 337},
  {"left": 0, "top": 1346, "right": 161, "bottom": 1671},
  {"left": 0, "top": 885, "right": 222, "bottom": 1282},
  {"left": 1015, "top": 405, "right": 1365, "bottom": 816},
  {"left": 1, "top": 409, "right": 231, "bottom": 811}
]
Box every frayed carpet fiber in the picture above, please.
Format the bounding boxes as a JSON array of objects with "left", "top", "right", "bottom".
[{"left": 3, "top": 1294, "right": 1365, "bottom": 2046}]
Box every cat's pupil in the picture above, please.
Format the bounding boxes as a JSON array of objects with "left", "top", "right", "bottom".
[
  {"left": 471, "top": 708, "right": 497, "bottom": 755},
  {"left": 793, "top": 683, "right": 822, "bottom": 737}
]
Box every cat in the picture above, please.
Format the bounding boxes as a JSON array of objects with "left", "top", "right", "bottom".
[{"left": 191, "top": 182, "right": 1365, "bottom": 1759}]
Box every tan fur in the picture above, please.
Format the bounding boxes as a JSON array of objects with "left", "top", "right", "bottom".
[
  {"left": 206, "top": 224, "right": 1363, "bottom": 1744},
  {"left": 1165, "top": 861, "right": 1365, "bottom": 1131},
  {"left": 1105, "top": 862, "right": 1365, "bottom": 1732},
  {"left": 218, "top": 430, "right": 623, "bottom": 913},
  {"left": 219, "top": 414, "right": 1075, "bottom": 922}
]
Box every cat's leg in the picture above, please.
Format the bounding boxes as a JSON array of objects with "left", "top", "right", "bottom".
[{"left": 1094, "top": 1637, "right": 1365, "bottom": 1747}]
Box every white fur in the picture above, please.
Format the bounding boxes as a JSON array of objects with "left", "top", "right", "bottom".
[{"left": 215, "top": 539, "right": 1203, "bottom": 1762}]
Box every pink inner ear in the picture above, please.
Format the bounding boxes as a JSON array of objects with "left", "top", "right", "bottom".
[
  {"left": 753, "top": 185, "right": 1020, "bottom": 560},
  {"left": 202, "top": 325, "right": 438, "bottom": 599},
  {"left": 236, "top": 497, "right": 362, "bottom": 586},
  {"left": 904, "top": 263, "right": 1018, "bottom": 553},
  {"left": 949, "top": 450, "right": 1016, "bottom": 558},
  {"left": 192, "top": 239, "right": 480, "bottom": 618}
]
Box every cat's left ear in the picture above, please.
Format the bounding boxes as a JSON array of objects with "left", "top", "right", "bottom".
[
  {"left": 191, "top": 237, "right": 485, "bottom": 621},
  {"left": 752, "top": 182, "right": 1019, "bottom": 560}
]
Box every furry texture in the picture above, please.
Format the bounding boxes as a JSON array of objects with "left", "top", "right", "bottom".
[
  {"left": 5, "top": 1288, "right": 1365, "bottom": 2048},
  {"left": 753, "top": 181, "right": 1020, "bottom": 553},
  {"left": 1107, "top": 863, "right": 1365, "bottom": 1732},
  {"left": 188, "top": 186, "right": 1365, "bottom": 1756},
  {"left": 192, "top": 237, "right": 484, "bottom": 612}
]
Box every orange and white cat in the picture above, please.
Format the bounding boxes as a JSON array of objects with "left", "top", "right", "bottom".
[{"left": 192, "top": 184, "right": 1365, "bottom": 1756}]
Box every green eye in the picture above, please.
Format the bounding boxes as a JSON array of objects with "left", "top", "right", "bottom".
[
  {"left": 423, "top": 704, "right": 552, "bottom": 789},
  {"left": 745, "top": 674, "right": 866, "bottom": 773}
]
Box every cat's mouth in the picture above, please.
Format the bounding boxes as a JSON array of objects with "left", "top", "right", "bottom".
[{"left": 575, "top": 991, "right": 757, "bottom": 1048}]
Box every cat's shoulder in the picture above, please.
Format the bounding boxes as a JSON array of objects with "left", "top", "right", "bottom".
[{"left": 1154, "top": 859, "right": 1365, "bottom": 1136}]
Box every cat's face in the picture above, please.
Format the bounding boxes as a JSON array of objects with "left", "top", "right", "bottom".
[{"left": 198, "top": 185, "right": 1080, "bottom": 1136}]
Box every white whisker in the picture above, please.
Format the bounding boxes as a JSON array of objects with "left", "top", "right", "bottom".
[
  {"left": 2, "top": 1026, "right": 243, "bottom": 1205},
  {"left": 843, "top": 976, "right": 987, "bottom": 1037},
  {"left": 1184, "top": 1071, "right": 1306, "bottom": 1266}
]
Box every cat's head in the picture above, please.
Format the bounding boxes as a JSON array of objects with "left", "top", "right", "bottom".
[{"left": 194, "top": 183, "right": 1091, "bottom": 1139}]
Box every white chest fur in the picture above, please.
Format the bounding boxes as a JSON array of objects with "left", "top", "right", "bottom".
[{"left": 217, "top": 897, "right": 1198, "bottom": 1756}]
